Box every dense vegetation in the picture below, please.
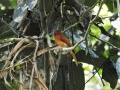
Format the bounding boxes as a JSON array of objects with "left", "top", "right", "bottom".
[{"left": 0, "top": 0, "right": 120, "bottom": 90}]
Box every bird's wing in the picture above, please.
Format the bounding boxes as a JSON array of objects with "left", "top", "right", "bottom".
[{"left": 60, "top": 35, "right": 73, "bottom": 47}]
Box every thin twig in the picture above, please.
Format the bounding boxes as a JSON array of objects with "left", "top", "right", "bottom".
[
  {"left": 19, "top": 71, "right": 23, "bottom": 90},
  {"left": 56, "top": 0, "right": 102, "bottom": 51},
  {"left": 0, "top": 43, "right": 13, "bottom": 49},
  {"left": 46, "top": 34, "right": 53, "bottom": 47},
  {"left": 0, "top": 18, "right": 17, "bottom": 35},
  {"left": 63, "top": 0, "right": 100, "bottom": 33},
  {"left": 22, "top": 20, "right": 30, "bottom": 35},
  {"left": 37, "top": 46, "right": 61, "bottom": 56},
  {"left": 29, "top": 40, "right": 39, "bottom": 90},
  {"left": 48, "top": 0, "right": 100, "bottom": 36},
  {"left": 0, "top": 58, "right": 29, "bottom": 78},
  {"left": 90, "top": 34, "right": 120, "bottom": 50},
  {"left": 89, "top": 56, "right": 105, "bottom": 86},
  {"left": 33, "top": 40, "right": 39, "bottom": 62},
  {"left": 29, "top": 65, "right": 34, "bottom": 90},
  {"left": 84, "top": 0, "right": 103, "bottom": 39},
  {"left": 0, "top": 38, "right": 30, "bottom": 44},
  {"left": 84, "top": 0, "right": 105, "bottom": 87},
  {"left": 10, "top": 42, "right": 33, "bottom": 67},
  {"left": 62, "top": 39, "right": 85, "bottom": 51},
  {"left": 80, "top": 60, "right": 104, "bottom": 89},
  {"left": 28, "top": 41, "right": 39, "bottom": 90},
  {"left": 83, "top": 0, "right": 103, "bottom": 57},
  {"left": 33, "top": 40, "right": 39, "bottom": 77}
]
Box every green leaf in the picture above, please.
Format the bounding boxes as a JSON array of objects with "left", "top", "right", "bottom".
[{"left": 104, "top": 0, "right": 114, "bottom": 12}]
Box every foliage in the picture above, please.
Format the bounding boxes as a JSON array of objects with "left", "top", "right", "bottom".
[{"left": 0, "top": 0, "right": 120, "bottom": 90}]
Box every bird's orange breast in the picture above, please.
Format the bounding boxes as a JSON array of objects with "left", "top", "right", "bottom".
[{"left": 55, "top": 35, "right": 68, "bottom": 47}]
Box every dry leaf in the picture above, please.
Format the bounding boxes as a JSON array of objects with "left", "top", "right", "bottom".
[
  {"left": 49, "top": 53, "right": 55, "bottom": 71},
  {"left": 0, "top": 69, "right": 8, "bottom": 78},
  {"left": 0, "top": 59, "right": 27, "bottom": 78},
  {"left": 12, "top": 38, "right": 26, "bottom": 54},
  {"left": 2, "top": 38, "right": 26, "bottom": 70},
  {"left": 34, "top": 77, "right": 48, "bottom": 90}
]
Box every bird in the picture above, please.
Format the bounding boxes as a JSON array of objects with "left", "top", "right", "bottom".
[{"left": 54, "top": 30, "right": 78, "bottom": 66}]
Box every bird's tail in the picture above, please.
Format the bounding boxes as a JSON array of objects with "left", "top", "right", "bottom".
[{"left": 69, "top": 50, "right": 78, "bottom": 66}]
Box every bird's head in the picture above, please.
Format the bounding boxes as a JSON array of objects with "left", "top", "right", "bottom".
[{"left": 54, "top": 30, "right": 62, "bottom": 35}]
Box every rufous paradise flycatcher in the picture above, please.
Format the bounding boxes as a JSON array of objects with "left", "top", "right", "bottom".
[{"left": 54, "top": 30, "right": 78, "bottom": 66}]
